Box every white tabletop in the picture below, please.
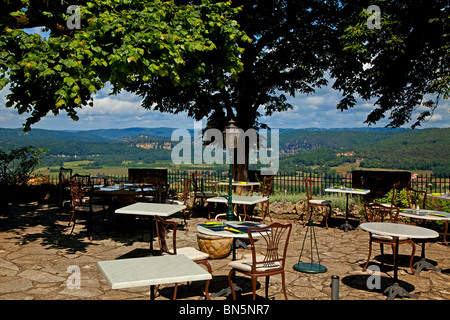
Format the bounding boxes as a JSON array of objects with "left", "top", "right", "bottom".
[
  {"left": 325, "top": 187, "right": 370, "bottom": 195},
  {"left": 399, "top": 208, "right": 450, "bottom": 221},
  {"left": 115, "top": 202, "right": 186, "bottom": 217},
  {"left": 427, "top": 193, "right": 450, "bottom": 201},
  {"left": 210, "top": 181, "right": 259, "bottom": 186},
  {"left": 98, "top": 254, "right": 211, "bottom": 289},
  {"left": 207, "top": 195, "right": 268, "bottom": 205},
  {"left": 360, "top": 222, "right": 439, "bottom": 240},
  {"left": 197, "top": 221, "right": 266, "bottom": 238}
]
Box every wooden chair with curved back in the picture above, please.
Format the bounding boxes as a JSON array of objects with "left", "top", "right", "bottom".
[
  {"left": 192, "top": 173, "right": 217, "bottom": 219},
  {"left": 406, "top": 187, "right": 428, "bottom": 209},
  {"left": 362, "top": 203, "right": 416, "bottom": 274},
  {"left": 259, "top": 176, "right": 274, "bottom": 221},
  {"left": 227, "top": 222, "right": 292, "bottom": 300},
  {"left": 68, "top": 180, "right": 109, "bottom": 240},
  {"left": 165, "top": 178, "right": 192, "bottom": 226},
  {"left": 154, "top": 215, "right": 212, "bottom": 299}
]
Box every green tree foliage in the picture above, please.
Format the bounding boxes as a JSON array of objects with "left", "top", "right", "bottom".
[
  {"left": 333, "top": 0, "right": 449, "bottom": 128},
  {"left": 0, "top": 145, "right": 46, "bottom": 214},
  {"left": 0, "top": 0, "right": 245, "bottom": 131}
]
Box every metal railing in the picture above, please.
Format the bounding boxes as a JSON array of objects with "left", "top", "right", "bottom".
[{"left": 39, "top": 170, "right": 450, "bottom": 196}]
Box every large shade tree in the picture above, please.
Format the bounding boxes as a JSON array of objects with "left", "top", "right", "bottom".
[
  {"left": 333, "top": 0, "right": 449, "bottom": 129},
  {"left": 0, "top": 0, "right": 246, "bottom": 131},
  {"left": 1, "top": 0, "right": 448, "bottom": 179}
]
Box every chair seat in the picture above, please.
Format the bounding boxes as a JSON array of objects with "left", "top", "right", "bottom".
[
  {"left": 309, "top": 199, "right": 332, "bottom": 205},
  {"left": 165, "top": 199, "right": 184, "bottom": 205},
  {"left": 369, "top": 202, "right": 392, "bottom": 208},
  {"left": 176, "top": 247, "right": 210, "bottom": 261},
  {"left": 372, "top": 233, "right": 410, "bottom": 242},
  {"left": 74, "top": 204, "right": 108, "bottom": 213},
  {"left": 194, "top": 192, "right": 217, "bottom": 198},
  {"left": 228, "top": 254, "right": 281, "bottom": 272},
  {"left": 135, "top": 195, "right": 155, "bottom": 201}
]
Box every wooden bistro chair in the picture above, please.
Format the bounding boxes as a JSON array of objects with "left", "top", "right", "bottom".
[
  {"left": 192, "top": 173, "right": 217, "bottom": 219},
  {"left": 362, "top": 203, "right": 416, "bottom": 274},
  {"left": 227, "top": 222, "right": 292, "bottom": 300},
  {"left": 379, "top": 181, "right": 400, "bottom": 209},
  {"left": 165, "top": 178, "right": 192, "bottom": 227},
  {"left": 258, "top": 176, "right": 274, "bottom": 221},
  {"left": 406, "top": 187, "right": 428, "bottom": 209},
  {"left": 154, "top": 216, "right": 212, "bottom": 299},
  {"left": 58, "top": 167, "right": 72, "bottom": 208},
  {"left": 304, "top": 178, "right": 332, "bottom": 229},
  {"left": 68, "top": 181, "right": 109, "bottom": 240}
]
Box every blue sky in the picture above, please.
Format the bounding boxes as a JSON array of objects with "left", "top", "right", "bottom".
[
  {"left": 1, "top": 29, "right": 449, "bottom": 132},
  {"left": 1, "top": 79, "right": 448, "bottom": 131}
]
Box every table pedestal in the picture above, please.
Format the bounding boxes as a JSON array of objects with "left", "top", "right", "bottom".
[
  {"left": 384, "top": 282, "right": 418, "bottom": 300},
  {"left": 413, "top": 241, "right": 441, "bottom": 274},
  {"left": 384, "top": 237, "right": 417, "bottom": 300},
  {"left": 337, "top": 194, "right": 355, "bottom": 231}
]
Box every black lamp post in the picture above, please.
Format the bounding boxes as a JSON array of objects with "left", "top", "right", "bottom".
[{"left": 223, "top": 119, "right": 240, "bottom": 221}]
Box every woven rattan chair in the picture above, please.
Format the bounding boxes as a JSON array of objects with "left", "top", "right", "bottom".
[{"left": 227, "top": 222, "right": 292, "bottom": 300}]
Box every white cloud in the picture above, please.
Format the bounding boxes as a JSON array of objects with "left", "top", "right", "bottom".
[{"left": 0, "top": 77, "right": 448, "bottom": 131}]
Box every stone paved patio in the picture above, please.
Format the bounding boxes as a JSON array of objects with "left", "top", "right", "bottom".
[{"left": 0, "top": 202, "right": 449, "bottom": 301}]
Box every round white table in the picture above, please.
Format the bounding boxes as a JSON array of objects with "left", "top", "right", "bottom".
[
  {"left": 359, "top": 222, "right": 439, "bottom": 299},
  {"left": 400, "top": 208, "right": 450, "bottom": 246}
]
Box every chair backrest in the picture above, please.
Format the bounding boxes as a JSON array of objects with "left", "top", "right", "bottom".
[
  {"left": 182, "top": 178, "right": 192, "bottom": 203},
  {"left": 155, "top": 216, "right": 178, "bottom": 255},
  {"left": 364, "top": 203, "right": 399, "bottom": 223},
  {"left": 390, "top": 181, "right": 400, "bottom": 207},
  {"left": 305, "top": 178, "right": 314, "bottom": 201},
  {"left": 59, "top": 167, "right": 73, "bottom": 184},
  {"left": 69, "top": 181, "right": 86, "bottom": 207},
  {"left": 261, "top": 176, "right": 273, "bottom": 197},
  {"left": 71, "top": 173, "right": 91, "bottom": 186},
  {"left": 406, "top": 187, "right": 427, "bottom": 209},
  {"left": 247, "top": 223, "right": 292, "bottom": 274},
  {"left": 192, "top": 173, "right": 205, "bottom": 193}
]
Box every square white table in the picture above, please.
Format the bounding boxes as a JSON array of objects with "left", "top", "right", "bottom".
[
  {"left": 359, "top": 222, "right": 439, "bottom": 299},
  {"left": 98, "top": 254, "right": 212, "bottom": 300},
  {"left": 325, "top": 187, "right": 370, "bottom": 231},
  {"left": 207, "top": 195, "right": 268, "bottom": 221},
  {"left": 115, "top": 202, "right": 186, "bottom": 253}
]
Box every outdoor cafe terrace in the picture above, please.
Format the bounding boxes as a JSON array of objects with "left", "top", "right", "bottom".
[{"left": 0, "top": 169, "right": 449, "bottom": 302}]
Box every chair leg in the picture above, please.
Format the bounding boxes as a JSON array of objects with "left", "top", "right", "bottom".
[
  {"left": 252, "top": 276, "right": 258, "bottom": 300},
  {"left": 362, "top": 240, "right": 373, "bottom": 272},
  {"left": 68, "top": 208, "right": 75, "bottom": 226},
  {"left": 173, "top": 283, "right": 178, "bottom": 300},
  {"left": 281, "top": 272, "right": 288, "bottom": 300},
  {"left": 196, "top": 259, "right": 212, "bottom": 300},
  {"left": 408, "top": 241, "right": 416, "bottom": 274},
  {"left": 182, "top": 209, "right": 188, "bottom": 227},
  {"left": 228, "top": 269, "right": 237, "bottom": 300},
  {"left": 304, "top": 206, "right": 313, "bottom": 227}
]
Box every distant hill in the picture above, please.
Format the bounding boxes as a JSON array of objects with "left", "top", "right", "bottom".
[
  {"left": 0, "top": 127, "right": 448, "bottom": 174},
  {"left": 279, "top": 128, "right": 450, "bottom": 174}
]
